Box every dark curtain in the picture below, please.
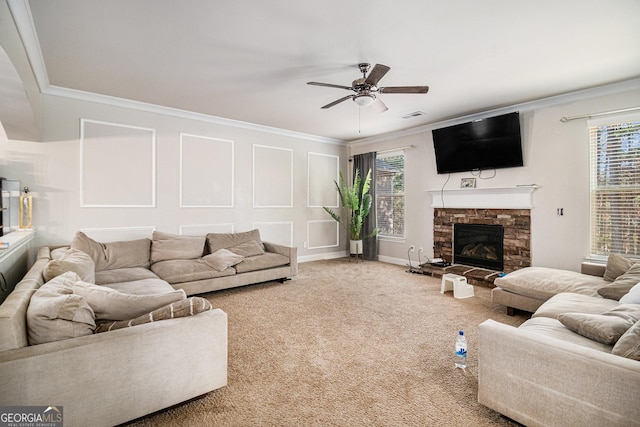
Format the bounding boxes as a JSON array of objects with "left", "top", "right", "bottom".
[{"left": 353, "top": 152, "right": 378, "bottom": 261}]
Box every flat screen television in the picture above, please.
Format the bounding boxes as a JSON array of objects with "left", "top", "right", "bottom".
[{"left": 432, "top": 112, "right": 523, "bottom": 174}]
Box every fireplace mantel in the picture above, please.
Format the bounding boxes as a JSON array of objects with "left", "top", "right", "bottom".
[{"left": 426, "top": 185, "right": 537, "bottom": 209}]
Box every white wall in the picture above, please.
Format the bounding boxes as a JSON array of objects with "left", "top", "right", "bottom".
[
  {"left": 2, "top": 71, "right": 638, "bottom": 270},
  {"left": 350, "top": 86, "right": 640, "bottom": 271},
  {"left": 0, "top": 93, "right": 350, "bottom": 261}
]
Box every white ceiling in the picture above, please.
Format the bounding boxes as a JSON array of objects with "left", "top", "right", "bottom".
[{"left": 8, "top": 0, "right": 640, "bottom": 142}]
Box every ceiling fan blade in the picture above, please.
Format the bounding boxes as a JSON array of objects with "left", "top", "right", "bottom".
[
  {"left": 321, "top": 95, "right": 354, "bottom": 109},
  {"left": 372, "top": 97, "right": 389, "bottom": 113},
  {"left": 379, "top": 86, "right": 429, "bottom": 94},
  {"left": 307, "top": 82, "right": 354, "bottom": 91},
  {"left": 364, "top": 64, "right": 390, "bottom": 86}
]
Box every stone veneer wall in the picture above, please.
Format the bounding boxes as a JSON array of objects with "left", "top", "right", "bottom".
[{"left": 434, "top": 208, "right": 531, "bottom": 273}]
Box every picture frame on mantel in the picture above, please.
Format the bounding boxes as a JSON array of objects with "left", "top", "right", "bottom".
[{"left": 460, "top": 178, "right": 476, "bottom": 188}]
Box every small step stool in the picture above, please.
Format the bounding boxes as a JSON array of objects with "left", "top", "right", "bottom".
[{"left": 440, "top": 273, "right": 475, "bottom": 299}]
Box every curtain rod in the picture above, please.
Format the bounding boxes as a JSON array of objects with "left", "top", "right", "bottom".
[
  {"left": 559, "top": 106, "right": 640, "bottom": 122},
  {"left": 378, "top": 144, "right": 414, "bottom": 154},
  {"left": 349, "top": 145, "right": 414, "bottom": 159}
]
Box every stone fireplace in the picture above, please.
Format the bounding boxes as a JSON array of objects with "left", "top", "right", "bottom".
[{"left": 434, "top": 208, "right": 530, "bottom": 273}]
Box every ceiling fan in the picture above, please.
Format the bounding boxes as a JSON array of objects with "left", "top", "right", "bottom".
[{"left": 307, "top": 63, "right": 429, "bottom": 111}]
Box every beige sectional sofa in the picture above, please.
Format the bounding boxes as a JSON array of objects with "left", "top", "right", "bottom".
[
  {"left": 72, "top": 228, "right": 298, "bottom": 295},
  {"left": 0, "top": 229, "right": 297, "bottom": 427},
  {"left": 479, "top": 255, "right": 640, "bottom": 426},
  {"left": 492, "top": 261, "right": 612, "bottom": 314}
]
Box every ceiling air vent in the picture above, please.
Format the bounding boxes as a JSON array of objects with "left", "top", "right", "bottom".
[{"left": 401, "top": 111, "right": 425, "bottom": 119}]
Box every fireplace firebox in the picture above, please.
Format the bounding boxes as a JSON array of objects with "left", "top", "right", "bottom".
[{"left": 453, "top": 224, "right": 504, "bottom": 271}]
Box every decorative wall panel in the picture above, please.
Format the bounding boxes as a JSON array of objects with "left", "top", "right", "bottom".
[
  {"left": 253, "top": 221, "right": 293, "bottom": 246},
  {"left": 308, "top": 152, "right": 339, "bottom": 208},
  {"left": 80, "top": 119, "right": 155, "bottom": 207},
  {"left": 80, "top": 226, "right": 155, "bottom": 242},
  {"left": 180, "top": 134, "right": 234, "bottom": 207},
  {"left": 179, "top": 223, "right": 234, "bottom": 235},
  {"left": 253, "top": 145, "right": 293, "bottom": 208},
  {"left": 307, "top": 220, "right": 339, "bottom": 249}
]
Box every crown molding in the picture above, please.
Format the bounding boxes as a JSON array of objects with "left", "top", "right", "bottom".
[
  {"left": 44, "top": 85, "right": 345, "bottom": 145},
  {"left": 8, "top": 0, "right": 345, "bottom": 146},
  {"left": 10, "top": 0, "right": 638, "bottom": 148},
  {"left": 349, "top": 77, "right": 640, "bottom": 147}
]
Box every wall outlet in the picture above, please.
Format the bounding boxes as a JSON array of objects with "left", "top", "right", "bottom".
[{"left": 303, "top": 241, "right": 308, "bottom": 248}]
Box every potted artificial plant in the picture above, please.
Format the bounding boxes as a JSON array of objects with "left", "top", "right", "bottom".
[{"left": 323, "top": 168, "right": 377, "bottom": 255}]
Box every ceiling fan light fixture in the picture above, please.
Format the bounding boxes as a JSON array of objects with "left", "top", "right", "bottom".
[{"left": 353, "top": 94, "right": 376, "bottom": 107}]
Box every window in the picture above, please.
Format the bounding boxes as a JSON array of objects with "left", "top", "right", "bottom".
[
  {"left": 376, "top": 151, "right": 405, "bottom": 239},
  {"left": 589, "top": 115, "right": 640, "bottom": 258}
]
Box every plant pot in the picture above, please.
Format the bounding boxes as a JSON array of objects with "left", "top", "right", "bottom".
[{"left": 350, "top": 239, "right": 363, "bottom": 255}]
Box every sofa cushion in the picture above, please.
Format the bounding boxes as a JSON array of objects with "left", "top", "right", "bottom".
[
  {"left": 620, "top": 282, "right": 640, "bottom": 304},
  {"left": 612, "top": 319, "right": 640, "bottom": 360},
  {"left": 228, "top": 240, "right": 265, "bottom": 258},
  {"left": 50, "top": 246, "right": 70, "bottom": 260},
  {"left": 557, "top": 304, "right": 640, "bottom": 345},
  {"left": 493, "top": 267, "right": 607, "bottom": 301},
  {"left": 533, "top": 293, "right": 618, "bottom": 320},
  {"left": 67, "top": 277, "right": 187, "bottom": 321},
  {"left": 71, "top": 231, "right": 151, "bottom": 271},
  {"left": 206, "top": 229, "right": 263, "bottom": 254},
  {"left": 94, "top": 267, "right": 160, "bottom": 285},
  {"left": 150, "top": 231, "right": 206, "bottom": 263},
  {"left": 151, "top": 259, "right": 236, "bottom": 284},
  {"left": 519, "top": 317, "right": 613, "bottom": 352},
  {"left": 26, "top": 276, "right": 96, "bottom": 345},
  {"left": 202, "top": 249, "right": 245, "bottom": 272},
  {"left": 102, "top": 278, "right": 177, "bottom": 295},
  {"left": 44, "top": 248, "right": 95, "bottom": 283},
  {"left": 603, "top": 253, "right": 636, "bottom": 281},
  {"left": 234, "top": 252, "right": 290, "bottom": 274},
  {"left": 598, "top": 263, "right": 640, "bottom": 301},
  {"left": 95, "top": 297, "right": 213, "bottom": 333}
]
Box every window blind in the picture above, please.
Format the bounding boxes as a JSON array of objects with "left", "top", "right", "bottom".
[
  {"left": 589, "top": 116, "right": 640, "bottom": 257},
  {"left": 376, "top": 150, "right": 405, "bottom": 238}
]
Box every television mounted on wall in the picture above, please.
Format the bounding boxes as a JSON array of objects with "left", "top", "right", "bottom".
[{"left": 432, "top": 112, "right": 523, "bottom": 174}]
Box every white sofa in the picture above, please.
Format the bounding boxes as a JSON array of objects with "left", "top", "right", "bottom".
[
  {"left": 0, "top": 246, "right": 229, "bottom": 426},
  {"left": 479, "top": 255, "right": 640, "bottom": 426}
]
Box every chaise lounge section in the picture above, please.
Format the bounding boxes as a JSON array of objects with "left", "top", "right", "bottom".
[
  {"left": 479, "top": 254, "right": 640, "bottom": 426},
  {"left": 490, "top": 254, "right": 637, "bottom": 314}
]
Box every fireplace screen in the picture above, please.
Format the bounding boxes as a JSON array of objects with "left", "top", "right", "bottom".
[{"left": 453, "top": 224, "right": 504, "bottom": 271}]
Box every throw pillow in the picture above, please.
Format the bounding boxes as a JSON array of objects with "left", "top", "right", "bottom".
[
  {"left": 202, "top": 249, "right": 244, "bottom": 272},
  {"left": 603, "top": 253, "right": 635, "bottom": 281},
  {"left": 50, "top": 246, "right": 70, "bottom": 260},
  {"left": 598, "top": 263, "right": 640, "bottom": 300},
  {"left": 26, "top": 278, "right": 96, "bottom": 345},
  {"left": 44, "top": 248, "right": 96, "bottom": 283},
  {"left": 150, "top": 231, "right": 206, "bottom": 263},
  {"left": 612, "top": 319, "right": 640, "bottom": 360},
  {"left": 71, "top": 231, "right": 151, "bottom": 271},
  {"left": 206, "top": 229, "right": 263, "bottom": 254},
  {"left": 619, "top": 282, "right": 640, "bottom": 304},
  {"left": 67, "top": 274, "right": 187, "bottom": 321},
  {"left": 557, "top": 305, "right": 640, "bottom": 345},
  {"left": 95, "top": 297, "right": 213, "bottom": 333},
  {"left": 228, "top": 240, "right": 265, "bottom": 258}
]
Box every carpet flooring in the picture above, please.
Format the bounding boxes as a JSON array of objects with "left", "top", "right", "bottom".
[{"left": 125, "top": 259, "right": 529, "bottom": 426}]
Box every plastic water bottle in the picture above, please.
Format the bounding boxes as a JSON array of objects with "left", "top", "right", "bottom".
[{"left": 455, "top": 330, "right": 467, "bottom": 369}]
